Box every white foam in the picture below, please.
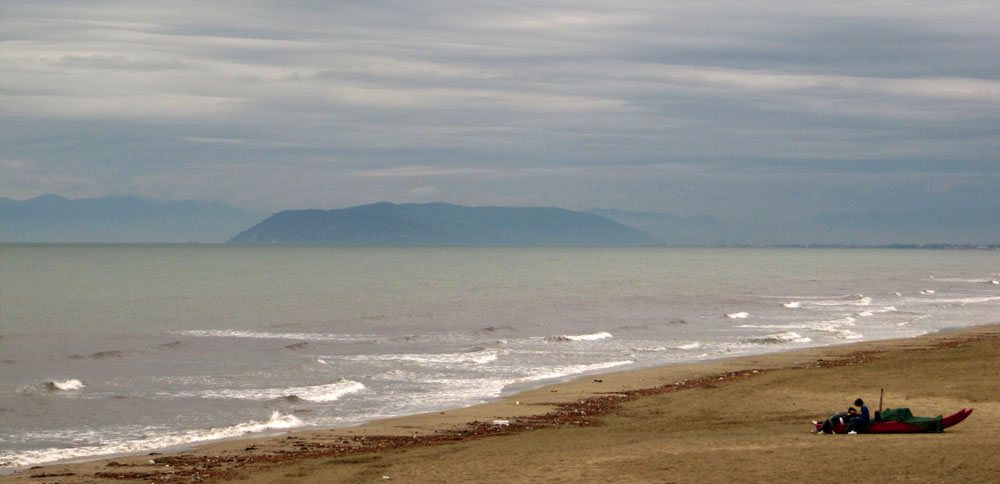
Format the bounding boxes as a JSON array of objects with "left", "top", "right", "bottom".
[
  {"left": 342, "top": 348, "right": 501, "bottom": 365},
  {"left": 856, "top": 311, "right": 874, "bottom": 317},
  {"left": 813, "top": 294, "right": 872, "bottom": 307},
  {"left": 48, "top": 379, "right": 85, "bottom": 391},
  {"left": 172, "top": 379, "right": 365, "bottom": 402},
  {"left": 991, "top": 280, "right": 999, "bottom": 285},
  {"left": 631, "top": 346, "right": 667, "bottom": 352},
  {"left": 675, "top": 342, "right": 701, "bottom": 350},
  {"left": 519, "top": 360, "right": 634, "bottom": 383},
  {"left": 921, "top": 289, "right": 936, "bottom": 295},
  {"left": 782, "top": 302, "right": 801, "bottom": 308},
  {"left": 176, "top": 329, "right": 373, "bottom": 342},
  {"left": 547, "top": 331, "right": 613, "bottom": 342},
  {"left": 934, "top": 277, "right": 995, "bottom": 283},
  {"left": 725, "top": 312, "right": 749, "bottom": 319},
  {"left": 914, "top": 295, "right": 1000, "bottom": 305},
  {"left": 1, "top": 411, "right": 303, "bottom": 469},
  {"left": 746, "top": 332, "right": 812, "bottom": 344}
]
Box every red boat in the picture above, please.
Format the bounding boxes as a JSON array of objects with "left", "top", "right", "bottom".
[{"left": 814, "top": 408, "right": 973, "bottom": 434}]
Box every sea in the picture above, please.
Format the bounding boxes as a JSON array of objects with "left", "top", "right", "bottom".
[{"left": 1, "top": 245, "right": 998, "bottom": 470}]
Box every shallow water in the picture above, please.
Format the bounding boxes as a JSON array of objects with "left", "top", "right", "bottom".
[{"left": 1, "top": 245, "right": 998, "bottom": 468}]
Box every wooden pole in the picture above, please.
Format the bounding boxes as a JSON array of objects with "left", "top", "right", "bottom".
[{"left": 879, "top": 388, "right": 884, "bottom": 413}]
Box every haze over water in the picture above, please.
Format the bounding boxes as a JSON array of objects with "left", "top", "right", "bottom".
[{"left": 2, "top": 245, "right": 998, "bottom": 469}]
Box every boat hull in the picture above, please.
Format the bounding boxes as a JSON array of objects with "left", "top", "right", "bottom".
[{"left": 814, "top": 409, "right": 972, "bottom": 434}]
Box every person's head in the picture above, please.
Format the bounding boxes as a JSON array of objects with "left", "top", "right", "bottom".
[{"left": 855, "top": 398, "right": 864, "bottom": 406}]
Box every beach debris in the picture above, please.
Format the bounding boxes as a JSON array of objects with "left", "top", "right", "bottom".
[
  {"left": 492, "top": 420, "right": 510, "bottom": 427},
  {"left": 28, "top": 472, "right": 75, "bottom": 478}
]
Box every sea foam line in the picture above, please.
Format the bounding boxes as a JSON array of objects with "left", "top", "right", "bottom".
[
  {"left": 0, "top": 411, "right": 302, "bottom": 469},
  {"left": 546, "top": 331, "right": 613, "bottom": 342},
  {"left": 168, "top": 379, "right": 365, "bottom": 402},
  {"left": 743, "top": 332, "right": 812, "bottom": 344},
  {"left": 175, "top": 329, "right": 375, "bottom": 342},
  {"left": 518, "top": 360, "right": 634, "bottom": 383},
  {"left": 340, "top": 348, "right": 501, "bottom": 365}
]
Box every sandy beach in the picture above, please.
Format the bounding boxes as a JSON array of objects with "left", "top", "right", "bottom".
[{"left": 6, "top": 324, "right": 998, "bottom": 484}]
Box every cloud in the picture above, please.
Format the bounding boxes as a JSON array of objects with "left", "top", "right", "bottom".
[
  {"left": 405, "top": 186, "right": 443, "bottom": 201},
  {"left": 1, "top": 0, "right": 998, "bottom": 235},
  {"left": 354, "top": 166, "right": 502, "bottom": 178}
]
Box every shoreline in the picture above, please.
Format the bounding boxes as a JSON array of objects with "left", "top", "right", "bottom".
[
  {"left": 4, "top": 323, "right": 998, "bottom": 482},
  {"left": 0, "top": 327, "right": 950, "bottom": 472}
]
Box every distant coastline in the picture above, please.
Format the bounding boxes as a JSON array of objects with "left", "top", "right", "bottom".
[{"left": 3, "top": 195, "right": 999, "bottom": 247}]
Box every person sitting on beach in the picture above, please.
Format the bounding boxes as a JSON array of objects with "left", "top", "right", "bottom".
[
  {"left": 848, "top": 398, "right": 870, "bottom": 434},
  {"left": 815, "top": 407, "right": 855, "bottom": 434}
]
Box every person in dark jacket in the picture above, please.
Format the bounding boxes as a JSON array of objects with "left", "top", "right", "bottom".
[{"left": 848, "top": 398, "right": 870, "bottom": 434}]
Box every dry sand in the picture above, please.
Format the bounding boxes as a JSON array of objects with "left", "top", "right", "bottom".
[{"left": 6, "top": 325, "right": 999, "bottom": 484}]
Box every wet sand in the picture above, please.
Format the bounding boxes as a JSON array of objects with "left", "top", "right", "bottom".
[{"left": 6, "top": 324, "right": 999, "bottom": 483}]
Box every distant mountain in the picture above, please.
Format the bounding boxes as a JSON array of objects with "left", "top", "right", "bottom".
[
  {"left": 586, "top": 208, "right": 742, "bottom": 246},
  {"left": 230, "top": 202, "right": 662, "bottom": 246},
  {"left": 0, "top": 194, "right": 263, "bottom": 243}
]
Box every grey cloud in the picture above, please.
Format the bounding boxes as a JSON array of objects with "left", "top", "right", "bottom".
[{"left": 1, "top": 0, "right": 998, "bottom": 239}]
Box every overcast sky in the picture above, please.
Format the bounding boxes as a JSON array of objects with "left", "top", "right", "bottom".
[{"left": 2, "top": 1, "right": 998, "bottom": 223}]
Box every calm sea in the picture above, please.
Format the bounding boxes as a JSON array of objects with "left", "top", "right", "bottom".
[{"left": 1, "top": 245, "right": 998, "bottom": 469}]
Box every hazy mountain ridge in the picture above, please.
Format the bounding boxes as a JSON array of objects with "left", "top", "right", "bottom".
[
  {"left": 4, "top": 195, "right": 998, "bottom": 246},
  {"left": 230, "top": 202, "right": 662, "bottom": 246},
  {"left": 585, "top": 208, "right": 739, "bottom": 246},
  {"left": 0, "top": 194, "right": 263, "bottom": 243}
]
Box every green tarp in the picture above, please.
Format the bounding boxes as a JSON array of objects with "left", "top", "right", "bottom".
[{"left": 880, "top": 408, "right": 944, "bottom": 433}]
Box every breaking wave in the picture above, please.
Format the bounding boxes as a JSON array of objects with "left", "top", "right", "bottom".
[
  {"left": 518, "top": 360, "right": 634, "bottom": 383},
  {"left": 675, "top": 342, "right": 702, "bottom": 350},
  {"left": 810, "top": 294, "right": 872, "bottom": 307},
  {"left": 175, "top": 329, "right": 374, "bottom": 343},
  {"left": 342, "top": 348, "right": 501, "bottom": 365},
  {"left": 782, "top": 302, "right": 801, "bottom": 308},
  {"left": 546, "top": 331, "right": 613, "bottom": 342},
  {"left": 0, "top": 411, "right": 302, "bottom": 469},
  {"left": 631, "top": 346, "right": 667, "bottom": 352},
  {"left": 738, "top": 316, "right": 861, "bottom": 340},
  {"left": 47, "top": 379, "right": 85, "bottom": 391},
  {"left": 171, "top": 379, "right": 365, "bottom": 402},
  {"left": 743, "top": 332, "right": 812, "bottom": 344},
  {"left": 725, "top": 312, "right": 749, "bottom": 319}
]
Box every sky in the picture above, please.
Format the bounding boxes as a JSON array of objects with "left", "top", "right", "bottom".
[{"left": 2, "top": 0, "right": 999, "bottom": 225}]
